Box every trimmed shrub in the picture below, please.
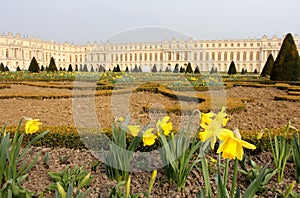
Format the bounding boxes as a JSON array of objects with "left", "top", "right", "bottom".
[
  {"left": 261, "top": 54, "right": 274, "bottom": 77},
  {"left": 90, "top": 65, "right": 94, "bottom": 72},
  {"left": 68, "top": 64, "right": 73, "bottom": 72},
  {"left": 48, "top": 57, "right": 58, "bottom": 72},
  {"left": 40, "top": 65, "right": 45, "bottom": 71},
  {"left": 185, "top": 62, "right": 193, "bottom": 73},
  {"left": 75, "top": 64, "right": 78, "bottom": 71},
  {"left": 173, "top": 63, "right": 179, "bottom": 73},
  {"left": 125, "top": 66, "right": 129, "bottom": 72},
  {"left": 228, "top": 60, "right": 237, "bottom": 75},
  {"left": 152, "top": 64, "right": 157, "bottom": 72},
  {"left": 133, "top": 65, "right": 139, "bottom": 72},
  {"left": 0, "top": 63, "right": 5, "bottom": 72},
  {"left": 83, "top": 64, "right": 88, "bottom": 72},
  {"left": 28, "top": 57, "right": 40, "bottom": 73},
  {"left": 270, "top": 33, "right": 300, "bottom": 81},
  {"left": 194, "top": 65, "right": 200, "bottom": 74},
  {"left": 179, "top": 66, "right": 185, "bottom": 73},
  {"left": 16, "top": 66, "right": 21, "bottom": 71}
]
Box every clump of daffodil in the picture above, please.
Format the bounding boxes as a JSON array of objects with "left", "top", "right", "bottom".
[
  {"left": 217, "top": 128, "right": 256, "bottom": 160},
  {"left": 156, "top": 116, "right": 173, "bottom": 136},
  {"left": 24, "top": 117, "right": 42, "bottom": 134},
  {"left": 127, "top": 125, "right": 157, "bottom": 146},
  {"left": 199, "top": 107, "right": 229, "bottom": 149}
]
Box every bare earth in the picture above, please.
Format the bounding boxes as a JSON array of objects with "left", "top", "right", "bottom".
[{"left": 0, "top": 84, "right": 300, "bottom": 197}]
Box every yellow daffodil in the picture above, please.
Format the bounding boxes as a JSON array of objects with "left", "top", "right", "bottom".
[
  {"left": 217, "top": 128, "right": 256, "bottom": 160},
  {"left": 127, "top": 125, "right": 141, "bottom": 137},
  {"left": 143, "top": 128, "right": 157, "bottom": 146},
  {"left": 156, "top": 116, "right": 173, "bottom": 136},
  {"left": 25, "top": 118, "right": 42, "bottom": 134},
  {"left": 257, "top": 130, "right": 265, "bottom": 140},
  {"left": 199, "top": 107, "right": 228, "bottom": 150}
]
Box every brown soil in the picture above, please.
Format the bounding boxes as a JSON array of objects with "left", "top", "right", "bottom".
[{"left": 1, "top": 84, "right": 300, "bottom": 197}]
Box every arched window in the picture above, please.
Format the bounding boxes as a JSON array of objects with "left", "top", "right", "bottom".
[
  {"left": 149, "top": 53, "right": 152, "bottom": 61},
  {"left": 256, "top": 52, "right": 260, "bottom": 61},
  {"left": 176, "top": 52, "right": 180, "bottom": 61},
  {"left": 6, "top": 49, "right": 9, "bottom": 58},
  {"left": 212, "top": 52, "right": 215, "bottom": 60},
  {"left": 194, "top": 52, "right": 197, "bottom": 60},
  {"left": 224, "top": 52, "right": 228, "bottom": 61},
  {"left": 168, "top": 52, "right": 172, "bottom": 61},
  {"left": 139, "top": 53, "right": 142, "bottom": 61},
  {"left": 249, "top": 52, "right": 253, "bottom": 61},
  {"left": 155, "top": 53, "right": 158, "bottom": 61},
  {"left": 243, "top": 52, "right": 247, "bottom": 61},
  {"left": 206, "top": 52, "right": 209, "bottom": 61},
  {"left": 144, "top": 53, "right": 147, "bottom": 61},
  {"left": 218, "top": 52, "right": 221, "bottom": 61},
  {"left": 237, "top": 52, "right": 240, "bottom": 61},
  {"left": 200, "top": 52, "right": 203, "bottom": 60},
  {"left": 230, "top": 52, "right": 234, "bottom": 60}
]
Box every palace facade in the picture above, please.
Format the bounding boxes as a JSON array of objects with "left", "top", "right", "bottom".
[{"left": 0, "top": 32, "right": 299, "bottom": 72}]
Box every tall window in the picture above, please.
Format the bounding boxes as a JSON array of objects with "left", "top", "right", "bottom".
[
  {"left": 176, "top": 52, "right": 180, "bottom": 61},
  {"left": 168, "top": 52, "right": 172, "bottom": 61},
  {"left": 256, "top": 52, "right": 260, "bottom": 61},
  {"left": 212, "top": 52, "right": 215, "bottom": 60},
  {"left": 6, "top": 49, "right": 9, "bottom": 58},
  {"left": 194, "top": 52, "right": 197, "bottom": 60},
  {"left": 224, "top": 52, "right": 228, "bottom": 61},
  {"left": 243, "top": 52, "right": 247, "bottom": 61},
  {"left": 218, "top": 52, "right": 221, "bottom": 61},
  {"left": 144, "top": 53, "right": 147, "bottom": 61},
  {"left": 237, "top": 52, "right": 240, "bottom": 61},
  {"left": 249, "top": 52, "right": 253, "bottom": 61}
]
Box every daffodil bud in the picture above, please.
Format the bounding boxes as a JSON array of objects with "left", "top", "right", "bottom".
[
  {"left": 126, "top": 176, "right": 131, "bottom": 198},
  {"left": 78, "top": 172, "right": 91, "bottom": 189},
  {"left": 148, "top": 169, "right": 157, "bottom": 195},
  {"left": 233, "top": 128, "right": 241, "bottom": 140},
  {"left": 56, "top": 182, "right": 66, "bottom": 198}
]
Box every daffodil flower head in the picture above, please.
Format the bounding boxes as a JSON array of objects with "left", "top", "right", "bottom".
[
  {"left": 143, "top": 128, "right": 157, "bottom": 146},
  {"left": 24, "top": 117, "right": 42, "bottom": 134},
  {"left": 127, "top": 125, "right": 141, "bottom": 137},
  {"left": 156, "top": 116, "right": 173, "bottom": 136},
  {"left": 199, "top": 107, "right": 229, "bottom": 150},
  {"left": 217, "top": 128, "right": 256, "bottom": 160}
]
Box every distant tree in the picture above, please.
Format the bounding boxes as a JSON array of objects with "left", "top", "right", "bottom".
[
  {"left": 5, "top": 66, "right": 9, "bottom": 72},
  {"left": 45, "top": 66, "right": 48, "bottom": 71},
  {"left": 194, "top": 65, "right": 200, "bottom": 74},
  {"left": 90, "top": 65, "right": 94, "bottom": 72},
  {"left": 152, "top": 64, "right": 157, "bottom": 72},
  {"left": 16, "top": 66, "right": 21, "bottom": 71},
  {"left": 270, "top": 33, "right": 300, "bottom": 81},
  {"left": 185, "top": 62, "right": 193, "bottom": 73},
  {"left": 133, "top": 65, "right": 139, "bottom": 72},
  {"left": 254, "top": 69, "right": 258, "bottom": 74},
  {"left": 99, "top": 65, "right": 105, "bottom": 72},
  {"left": 125, "top": 66, "right": 129, "bottom": 72},
  {"left": 40, "top": 65, "right": 45, "bottom": 71},
  {"left": 0, "top": 63, "right": 5, "bottom": 72},
  {"left": 228, "top": 61, "right": 237, "bottom": 75},
  {"left": 241, "top": 68, "right": 245, "bottom": 75},
  {"left": 28, "top": 57, "right": 40, "bottom": 73},
  {"left": 48, "top": 57, "right": 58, "bottom": 72},
  {"left": 108, "top": 68, "right": 111, "bottom": 72},
  {"left": 83, "top": 64, "right": 88, "bottom": 72},
  {"left": 68, "top": 64, "right": 73, "bottom": 72},
  {"left": 210, "top": 67, "right": 215, "bottom": 74},
  {"left": 80, "top": 65, "right": 83, "bottom": 71},
  {"left": 116, "top": 65, "right": 121, "bottom": 72},
  {"left": 138, "top": 66, "right": 142, "bottom": 72},
  {"left": 245, "top": 69, "right": 248, "bottom": 73},
  {"left": 59, "top": 67, "right": 63, "bottom": 71},
  {"left": 261, "top": 54, "right": 274, "bottom": 77},
  {"left": 179, "top": 66, "right": 185, "bottom": 73},
  {"left": 173, "top": 63, "right": 179, "bottom": 73},
  {"left": 75, "top": 64, "right": 78, "bottom": 71}
]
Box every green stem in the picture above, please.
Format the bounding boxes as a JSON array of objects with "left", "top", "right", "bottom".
[
  {"left": 223, "top": 159, "right": 229, "bottom": 188},
  {"left": 201, "top": 156, "right": 213, "bottom": 197},
  {"left": 230, "top": 158, "right": 239, "bottom": 198}
]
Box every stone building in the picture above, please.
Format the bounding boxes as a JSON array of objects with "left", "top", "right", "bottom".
[{"left": 0, "top": 32, "right": 298, "bottom": 72}]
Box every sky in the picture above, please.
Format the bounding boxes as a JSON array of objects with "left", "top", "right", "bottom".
[{"left": 1, "top": 0, "right": 300, "bottom": 44}]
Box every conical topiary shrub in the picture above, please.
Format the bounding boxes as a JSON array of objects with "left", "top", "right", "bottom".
[
  {"left": 228, "top": 61, "right": 237, "bottom": 75},
  {"left": 270, "top": 33, "right": 300, "bottom": 81},
  {"left": 28, "top": 57, "right": 40, "bottom": 73},
  {"left": 48, "top": 57, "right": 58, "bottom": 72},
  {"left": 261, "top": 54, "right": 274, "bottom": 77}
]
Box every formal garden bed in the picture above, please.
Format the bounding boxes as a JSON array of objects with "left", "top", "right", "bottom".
[{"left": 0, "top": 70, "right": 300, "bottom": 197}]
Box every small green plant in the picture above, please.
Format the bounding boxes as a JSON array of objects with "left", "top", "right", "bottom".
[
  {"left": 103, "top": 116, "right": 142, "bottom": 182},
  {"left": 291, "top": 131, "right": 300, "bottom": 183},
  {"left": 239, "top": 155, "right": 278, "bottom": 193},
  {"left": 43, "top": 152, "right": 50, "bottom": 169},
  {"left": 109, "top": 170, "right": 157, "bottom": 198},
  {"left": 0, "top": 118, "right": 49, "bottom": 197},
  {"left": 159, "top": 111, "right": 202, "bottom": 192},
  {"left": 268, "top": 124, "right": 293, "bottom": 183},
  {"left": 47, "top": 165, "right": 92, "bottom": 198}
]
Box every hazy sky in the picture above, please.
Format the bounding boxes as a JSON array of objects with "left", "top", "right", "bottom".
[{"left": 1, "top": 0, "right": 300, "bottom": 44}]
